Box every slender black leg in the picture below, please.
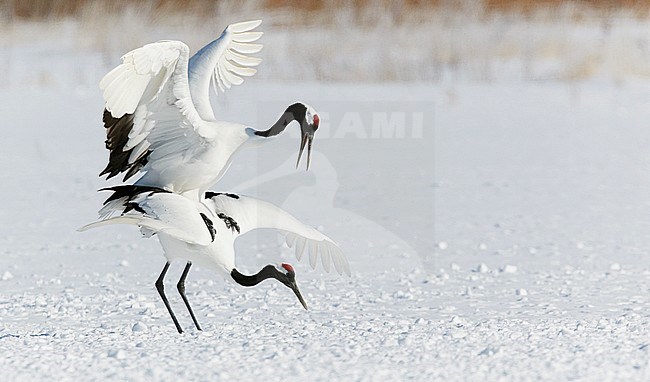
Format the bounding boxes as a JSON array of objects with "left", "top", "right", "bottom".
[
  {"left": 155, "top": 261, "right": 183, "bottom": 334},
  {"left": 177, "top": 261, "right": 202, "bottom": 331}
]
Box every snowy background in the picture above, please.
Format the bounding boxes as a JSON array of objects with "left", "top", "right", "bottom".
[{"left": 2, "top": 0, "right": 650, "bottom": 380}]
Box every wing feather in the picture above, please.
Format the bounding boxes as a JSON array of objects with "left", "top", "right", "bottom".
[
  {"left": 223, "top": 60, "right": 257, "bottom": 77},
  {"left": 230, "top": 42, "right": 263, "bottom": 54},
  {"left": 225, "top": 50, "right": 262, "bottom": 67},
  {"left": 328, "top": 244, "right": 351, "bottom": 276},
  {"left": 187, "top": 20, "right": 263, "bottom": 120},
  {"left": 308, "top": 241, "right": 319, "bottom": 269},
  {"left": 99, "top": 40, "right": 214, "bottom": 181},
  {"left": 221, "top": 66, "right": 244, "bottom": 86},
  {"left": 79, "top": 186, "right": 214, "bottom": 246},
  {"left": 232, "top": 31, "right": 264, "bottom": 43},
  {"left": 207, "top": 194, "right": 350, "bottom": 276},
  {"left": 319, "top": 242, "right": 332, "bottom": 273},
  {"left": 100, "top": 17, "right": 264, "bottom": 176},
  {"left": 99, "top": 65, "right": 124, "bottom": 90},
  {"left": 128, "top": 140, "right": 150, "bottom": 164},
  {"left": 295, "top": 237, "right": 307, "bottom": 261},
  {"left": 212, "top": 69, "right": 225, "bottom": 93},
  {"left": 285, "top": 232, "right": 298, "bottom": 248},
  {"left": 228, "top": 19, "right": 262, "bottom": 33},
  {"left": 83, "top": 188, "right": 351, "bottom": 276},
  {"left": 217, "top": 64, "right": 235, "bottom": 88}
]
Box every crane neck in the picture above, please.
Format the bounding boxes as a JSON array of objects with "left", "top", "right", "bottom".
[
  {"left": 254, "top": 112, "right": 298, "bottom": 138},
  {"left": 231, "top": 265, "right": 284, "bottom": 287},
  {"left": 254, "top": 103, "right": 308, "bottom": 138}
]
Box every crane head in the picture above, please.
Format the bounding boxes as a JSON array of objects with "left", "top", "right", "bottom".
[
  {"left": 296, "top": 104, "right": 319, "bottom": 171},
  {"left": 254, "top": 102, "right": 320, "bottom": 172},
  {"left": 278, "top": 263, "right": 309, "bottom": 310}
]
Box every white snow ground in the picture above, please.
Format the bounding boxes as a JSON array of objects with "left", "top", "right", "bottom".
[
  {"left": 3, "top": 26, "right": 650, "bottom": 382},
  {"left": 2, "top": 79, "right": 650, "bottom": 381}
]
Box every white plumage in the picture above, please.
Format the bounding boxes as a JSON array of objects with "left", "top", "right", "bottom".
[
  {"left": 80, "top": 189, "right": 350, "bottom": 277},
  {"left": 93, "top": 191, "right": 215, "bottom": 246},
  {"left": 89, "top": 20, "right": 327, "bottom": 333},
  {"left": 99, "top": 21, "right": 320, "bottom": 202},
  {"left": 80, "top": 186, "right": 349, "bottom": 332},
  {"left": 207, "top": 193, "right": 350, "bottom": 276}
]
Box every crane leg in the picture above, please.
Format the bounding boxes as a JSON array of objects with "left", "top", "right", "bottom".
[
  {"left": 177, "top": 261, "right": 202, "bottom": 331},
  {"left": 155, "top": 261, "right": 183, "bottom": 334}
]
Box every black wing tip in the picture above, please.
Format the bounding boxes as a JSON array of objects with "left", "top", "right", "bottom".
[
  {"left": 204, "top": 192, "right": 240, "bottom": 200},
  {"left": 99, "top": 167, "right": 118, "bottom": 179},
  {"left": 100, "top": 110, "right": 151, "bottom": 181},
  {"left": 99, "top": 185, "right": 171, "bottom": 205},
  {"left": 200, "top": 213, "right": 217, "bottom": 242},
  {"left": 124, "top": 202, "right": 146, "bottom": 214}
]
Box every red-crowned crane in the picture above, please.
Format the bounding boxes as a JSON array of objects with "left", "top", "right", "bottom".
[
  {"left": 99, "top": 20, "right": 320, "bottom": 202},
  {"left": 80, "top": 185, "right": 349, "bottom": 333}
]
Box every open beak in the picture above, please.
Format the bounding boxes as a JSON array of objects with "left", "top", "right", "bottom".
[
  {"left": 288, "top": 279, "right": 309, "bottom": 310},
  {"left": 296, "top": 131, "right": 314, "bottom": 171}
]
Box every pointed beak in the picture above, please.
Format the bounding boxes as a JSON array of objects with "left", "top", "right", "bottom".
[
  {"left": 296, "top": 131, "right": 314, "bottom": 171},
  {"left": 288, "top": 279, "right": 309, "bottom": 310}
]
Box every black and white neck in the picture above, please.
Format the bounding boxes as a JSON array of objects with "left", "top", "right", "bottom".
[
  {"left": 254, "top": 103, "right": 317, "bottom": 138},
  {"left": 231, "top": 264, "right": 283, "bottom": 286},
  {"left": 249, "top": 102, "right": 319, "bottom": 170},
  {"left": 231, "top": 263, "right": 308, "bottom": 309}
]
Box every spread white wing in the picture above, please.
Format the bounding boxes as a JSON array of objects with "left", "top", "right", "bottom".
[
  {"left": 99, "top": 20, "right": 263, "bottom": 181},
  {"left": 79, "top": 186, "right": 350, "bottom": 276},
  {"left": 188, "top": 19, "right": 263, "bottom": 119},
  {"left": 78, "top": 187, "right": 214, "bottom": 246},
  {"left": 208, "top": 193, "right": 351, "bottom": 276}
]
